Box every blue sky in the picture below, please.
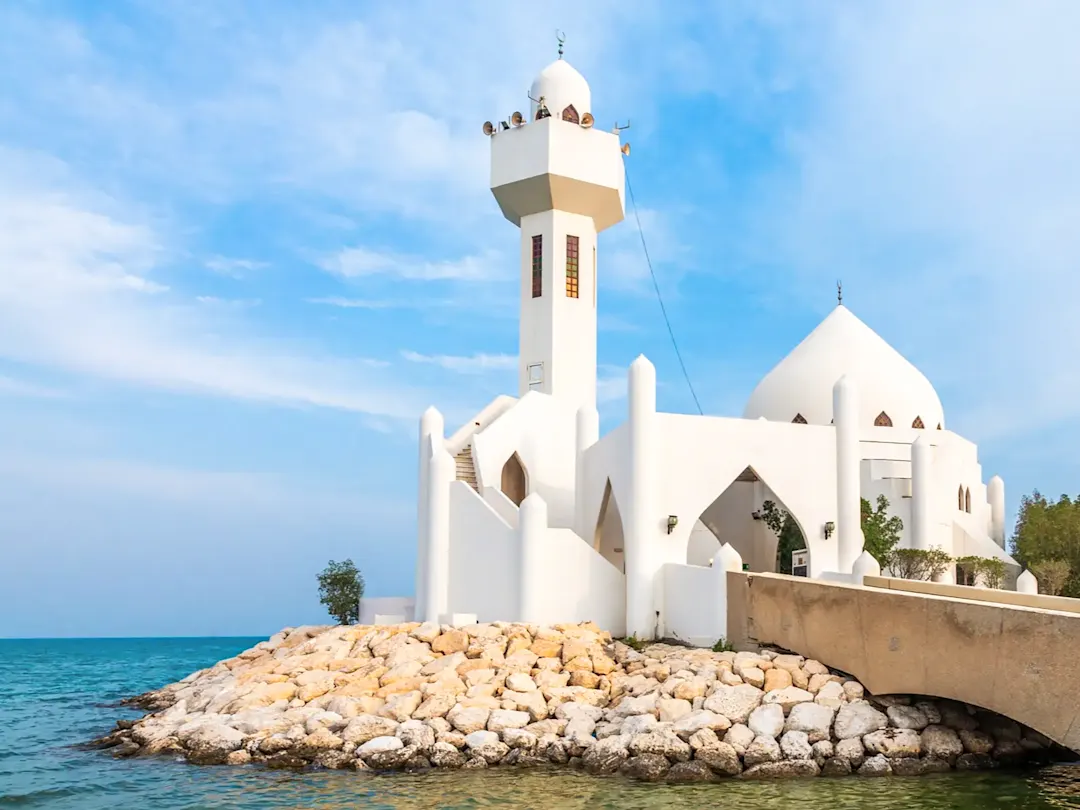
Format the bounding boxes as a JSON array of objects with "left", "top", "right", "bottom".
[{"left": 3, "top": 1, "right": 1080, "bottom": 637}]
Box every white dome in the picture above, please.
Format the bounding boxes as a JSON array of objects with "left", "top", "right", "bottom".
[
  {"left": 529, "top": 59, "right": 591, "bottom": 123},
  {"left": 743, "top": 305, "right": 945, "bottom": 430}
]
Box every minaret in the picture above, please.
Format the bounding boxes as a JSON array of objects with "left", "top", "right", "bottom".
[{"left": 488, "top": 53, "right": 626, "bottom": 415}]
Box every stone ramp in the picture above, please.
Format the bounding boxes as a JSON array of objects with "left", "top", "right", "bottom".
[{"left": 726, "top": 570, "right": 1080, "bottom": 752}]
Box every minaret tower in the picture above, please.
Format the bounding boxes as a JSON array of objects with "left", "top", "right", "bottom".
[{"left": 487, "top": 49, "right": 626, "bottom": 415}]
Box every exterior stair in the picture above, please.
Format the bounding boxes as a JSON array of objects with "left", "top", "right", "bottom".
[{"left": 455, "top": 445, "right": 478, "bottom": 491}]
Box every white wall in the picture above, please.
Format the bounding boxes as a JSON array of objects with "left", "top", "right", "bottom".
[
  {"left": 446, "top": 482, "right": 518, "bottom": 622},
  {"left": 358, "top": 597, "right": 415, "bottom": 625},
  {"left": 661, "top": 563, "right": 726, "bottom": 647},
  {"left": 472, "top": 391, "right": 578, "bottom": 529},
  {"left": 528, "top": 527, "right": 625, "bottom": 636}
]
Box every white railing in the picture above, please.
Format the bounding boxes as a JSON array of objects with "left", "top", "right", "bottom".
[{"left": 445, "top": 395, "right": 518, "bottom": 457}]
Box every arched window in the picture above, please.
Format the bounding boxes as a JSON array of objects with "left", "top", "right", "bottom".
[
  {"left": 912, "top": 416, "right": 925, "bottom": 429},
  {"left": 965, "top": 487, "right": 971, "bottom": 513},
  {"left": 561, "top": 104, "right": 579, "bottom": 124},
  {"left": 937, "top": 423, "right": 943, "bottom": 430},
  {"left": 501, "top": 453, "right": 527, "bottom": 507},
  {"left": 958, "top": 485, "right": 965, "bottom": 510},
  {"left": 874, "top": 411, "right": 893, "bottom": 427},
  {"left": 534, "top": 102, "right": 551, "bottom": 120},
  {"left": 792, "top": 413, "right": 807, "bottom": 424}
]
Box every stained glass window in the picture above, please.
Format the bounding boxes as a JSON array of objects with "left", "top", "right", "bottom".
[
  {"left": 562, "top": 105, "right": 580, "bottom": 124},
  {"left": 531, "top": 235, "right": 542, "bottom": 298},
  {"left": 565, "top": 235, "right": 579, "bottom": 298},
  {"left": 792, "top": 413, "right": 807, "bottom": 424},
  {"left": 874, "top": 412, "right": 893, "bottom": 427},
  {"left": 912, "top": 416, "right": 925, "bottom": 429}
]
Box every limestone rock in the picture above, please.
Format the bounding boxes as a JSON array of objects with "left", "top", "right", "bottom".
[
  {"left": 623, "top": 753, "right": 669, "bottom": 782},
  {"left": 657, "top": 698, "right": 692, "bottom": 723},
  {"left": 887, "top": 704, "right": 929, "bottom": 731},
  {"left": 667, "top": 760, "right": 715, "bottom": 782},
  {"left": 396, "top": 719, "right": 435, "bottom": 752},
  {"left": 742, "top": 760, "right": 820, "bottom": 779},
  {"left": 921, "top": 725, "right": 963, "bottom": 760},
  {"left": 487, "top": 709, "right": 530, "bottom": 733},
  {"left": 763, "top": 668, "right": 792, "bottom": 692},
  {"left": 694, "top": 741, "right": 742, "bottom": 776},
  {"left": 629, "top": 731, "right": 692, "bottom": 762},
  {"left": 815, "top": 681, "right": 846, "bottom": 709},
  {"left": 703, "top": 684, "right": 764, "bottom": 724},
  {"left": 762, "top": 686, "right": 814, "bottom": 714},
  {"left": 672, "top": 709, "right": 730, "bottom": 739},
  {"left": 743, "top": 735, "right": 782, "bottom": 767},
  {"left": 582, "top": 735, "right": 630, "bottom": 775},
  {"left": 779, "top": 730, "right": 814, "bottom": 760},
  {"left": 958, "top": 728, "right": 995, "bottom": 755},
  {"left": 464, "top": 730, "right": 509, "bottom": 764},
  {"left": 862, "top": 728, "right": 921, "bottom": 758},
  {"left": 748, "top": 703, "right": 785, "bottom": 739},
  {"left": 724, "top": 723, "right": 756, "bottom": 755},
  {"left": 833, "top": 702, "right": 888, "bottom": 740},
  {"left": 821, "top": 756, "right": 852, "bottom": 776},
  {"left": 785, "top": 702, "right": 835, "bottom": 743},
  {"left": 835, "top": 737, "right": 865, "bottom": 767},
  {"left": 857, "top": 753, "right": 892, "bottom": 776},
  {"left": 342, "top": 715, "right": 398, "bottom": 745},
  {"left": 447, "top": 704, "right": 490, "bottom": 735}
]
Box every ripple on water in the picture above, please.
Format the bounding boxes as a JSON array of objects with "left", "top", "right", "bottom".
[{"left": 2, "top": 638, "right": 1080, "bottom": 810}]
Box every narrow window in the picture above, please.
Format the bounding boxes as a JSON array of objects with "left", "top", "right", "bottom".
[
  {"left": 958, "top": 485, "right": 965, "bottom": 510},
  {"left": 965, "top": 488, "right": 971, "bottom": 513},
  {"left": 565, "top": 235, "right": 579, "bottom": 298},
  {"left": 937, "top": 423, "right": 943, "bottom": 430},
  {"left": 531, "top": 235, "right": 543, "bottom": 298},
  {"left": 561, "top": 104, "right": 579, "bottom": 124},
  {"left": 912, "top": 416, "right": 925, "bottom": 429},
  {"left": 874, "top": 411, "right": 893, "bottom": 427},
  {"left": 792, "top": 413, "right": 807, "bottom": 424}
]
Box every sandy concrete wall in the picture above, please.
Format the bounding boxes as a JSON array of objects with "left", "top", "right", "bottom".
[
  {"left": 727, "top": 570, "right": 1080, "bottom": 750},
  {"left": 864, "top": 575, "right": 1080, "bottom": 615}
]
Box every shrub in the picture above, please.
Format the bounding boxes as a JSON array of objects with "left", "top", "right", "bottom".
[
  {"left": 712, "top": 637, "right": 735, "bottom": 653},
  {"left": 886, "top": 547, "right": 953, "bottom": 581},
  {"left": 1030, "top": 559, "right": 1072, "bottom": 595},
  {"left": 955, "top": 555, "right": 1008, "bottom": 589}
]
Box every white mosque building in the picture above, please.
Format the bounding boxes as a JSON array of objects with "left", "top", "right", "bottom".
[{"left": 404, "top": 55, "right": 1020, "bottom": 643}]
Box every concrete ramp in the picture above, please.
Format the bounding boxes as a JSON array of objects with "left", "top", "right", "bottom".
[{"left": 727, "top": 570, "right": 1080, "bottom": 751}]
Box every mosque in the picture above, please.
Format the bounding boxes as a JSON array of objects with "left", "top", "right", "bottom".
[{"left": 405, "top": 54, "right": 1020, "bottom": 643}]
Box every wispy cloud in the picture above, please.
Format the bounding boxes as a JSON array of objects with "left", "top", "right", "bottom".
[
  {"left": 0, "top": 374, "right": 68, "bottom": 400},
  {"left": 401, "top": 350, "right": 516, "bottom": 374},
  {"left": 205, "top": 257, "right": 267, "bottom": 278},
  {"left": 195, "top": 295, "right": 262, "bottom": 308},
  {"left": 320, "top": 247, "right": 502, "bottom": 282}
]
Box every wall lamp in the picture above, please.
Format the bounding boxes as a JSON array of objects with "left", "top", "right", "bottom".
[
  {"left": 824, "top": 521, "right": 836, "bottom": 540},
  {"left": 751, "top": 510, "right": 762, "bottom": 521},
  {"left": 666, "top": 515, "right": 679, "bottom": 534}
]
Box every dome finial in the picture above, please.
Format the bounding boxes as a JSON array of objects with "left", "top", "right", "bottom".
[
  {"left": 837, "top": 279, "right": 843, "bottom": 306},
  {"left": 557, "top": 30, "right": 565, "bottom": 59}
]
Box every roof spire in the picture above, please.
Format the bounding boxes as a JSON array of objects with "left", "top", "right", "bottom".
[
  {"left": 557, "top": 30, "right": 565, "bottom": 59},
  {"left": 837, "top": 280, "right": 843, "bottom": 306}
]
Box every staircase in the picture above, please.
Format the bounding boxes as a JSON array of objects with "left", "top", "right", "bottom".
[{"left": 455, "top": 445, "right": 478, "bottom": 491}]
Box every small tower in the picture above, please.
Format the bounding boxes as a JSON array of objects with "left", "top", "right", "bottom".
[{"left": 488, "top": 56, "right": 626, "bottom": 415}]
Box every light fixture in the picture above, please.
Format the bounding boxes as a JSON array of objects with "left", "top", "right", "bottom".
[
  {"left": 666, "top": 515, "right": 678, "bottom": 534},
  {"left": 482, "top": 121, "right": 495, "bottom": 136},
  {"left": 580, "top": 112, "right": 594, "bottom": 128},
  {"left": 751, "top": 510, "right": 762, "bottom": 521},
  {"left": 620, "top": 142, "right": 631, "bottom": 157},
  {"left": 511, "top": 111, "right": 524, "bottom": 127},
  {"left": 824, "top": 521, "right": 835, "bottom": 539}
]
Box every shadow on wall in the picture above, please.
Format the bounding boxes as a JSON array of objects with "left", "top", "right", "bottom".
[
  {"left": 593, "top": 479, "right": 624, "bottom": 573},
  {"left": 501, "top": 453, "right": 527, "bottom": 507}
]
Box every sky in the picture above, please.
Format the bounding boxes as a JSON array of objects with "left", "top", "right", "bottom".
[{"left": 3, "top": 1, "right": 1080, "bottom": 638}]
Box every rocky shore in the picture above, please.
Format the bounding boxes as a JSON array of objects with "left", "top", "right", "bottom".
[{"left": 90, "top": 622, "right": 1067, "bottom": 781}]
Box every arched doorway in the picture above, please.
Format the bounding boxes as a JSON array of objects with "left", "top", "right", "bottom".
[
  {"left": 688, "top": 465, "right": 807, "bottom": 574},
  {"left": 593, "top": 479, "right": 625, "bottom": 571},
  {"left": 501, "top": 453, "right": 527, "bottom": 506}
]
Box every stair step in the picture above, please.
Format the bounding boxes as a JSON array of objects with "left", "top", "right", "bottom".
[{"left": 454, "top": 445, "right": 479, "bottom": 492}]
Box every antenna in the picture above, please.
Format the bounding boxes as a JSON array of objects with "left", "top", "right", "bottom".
[
  {"left": 612, "top": 120, "right": 631, "bottom": 134},
  {"left": 482, "top": 121, "right": 494, "bottom": 136},
  {"left": 511, "top": 111, "right": 524, "bottom": 127},
  {"left": 580, "top": 112, "right": 594, "bottom": 128},
  {"left": 557, "top": 30, "right": 566, "bottom": 59},
  {"left": 621, "top": 142, "right": 631, "bottom": 157},
  {"left": 837, "top": 280, "right": 843, "bottom": 305}
]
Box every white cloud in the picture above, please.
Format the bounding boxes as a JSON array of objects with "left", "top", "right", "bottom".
[
  {"left": 402, "top": 350, "right": 517, "bottom": 374},
  {"left": 320, "top": 246, "right": 503, "bottom": 282},
  {"left": 205, "top": 257, "right": 267, "bottom": 278},
  {"left": 0, "top": 374, "right": 68, "bottom": 400},
  {"left": 196, "top": 295, "right": 261, "bottom": 308}
]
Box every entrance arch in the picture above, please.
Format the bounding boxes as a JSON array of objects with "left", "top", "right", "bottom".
[
  {"left": 593, "top": 479, "right": 625, "bottom": 571},
  {"left": 500, "top": 453, "right": 527, "bottom": 506},
  {"left": 687, "top": 466, "right": 807, "bottom": 574}
]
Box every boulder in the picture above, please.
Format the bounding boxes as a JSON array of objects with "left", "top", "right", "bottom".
[
  {"left": 694, "top": 741, "right": 742, "bottom": 776},
  {"left": 742, "top": 760, "right": 820, "bottom": 779},
  {"left": 763, "top": 686, "right": 814, "bottom": 714},
  {"left": 582, "top": 735, "right": 630, "bottom": 775},
  {"left": 743, "top": 735, "right": 782, "bottom": 767},
  {"left": 862, "top": 728, "right": 921, "bottom": 758},
  {"left": 667, "top": 760, "right": 715, "bottom": 782},
  {"left": 623, "top": 753, "right": 670, "bottom": 782},
  {"left": 833, "top": 702, "right": 888, "bottom": 740},
  {"left": 921, "top": 725, "right": 963, "bottom": 760},
  {"left": 629, "top": 731, "right": 692, "bottom": 762},
  {"left": 748, "top": 703, "right": 785, "bottom": 739},
  {"left": 703, "top": 684, "right": 764, "bottom": 724},
  {"left": 857, "top": 753, "right": 892, "bottom": 776},
  {"left": 887, "top": 704, "right": 929, "bottom": 731},
  {"left": 784, "top": 702, "right": 835, "bottom": 743},
  {"left": 779, "top": 730, "right": 814, "bottom": 761}
]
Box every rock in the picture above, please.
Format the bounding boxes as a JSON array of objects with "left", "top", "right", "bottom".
[
  {"left": 835, "top": 737, "right": 865, "bottom": 766},
  {"left": 694, "top": 741, "right": 742, "bottom": 776},
  {"left": 779, "top": 730, "right": 814, "bottom": 760},
  {"left": 342, "top": 715, "right": 398, "bottom": 745},
  {"left": 447, "top": 705, "right": 490, "bottom": 735},
  {"left": 921, "top": 725, "right": 963, "bottom": 760},
  {"left": 939, "top": 703, "right": 979, "bottom": 731},
  {"left": 785, "top": 702, "right": 835, "bottom": 743},
  {"left": 956, "top": 753, "right": 997, "bottom": 771},
  {"left": 915, "top": 700, "right": 942, "bottom": 725},
  {"left": 359, "top": 736, "right": 415, "bottom": 770},
  {"left": 724, "top": 723, "right": 756, "bottom": 755},
  {"left": 743, "top": 735, "right": 782, "bottom": 767},
  {"left": 184, "top": 723, "right": 245, "bottom": 764},
  {"left": 672, "top": 709, "right": 730, "bottom": 739},
  {"left": 857, "top": 754, "right": 892, "bottom": 776},
  {"left": 505, "top": 673, "right": 536, "bottom": 692},
  {"left": 815, "top": 681, "right": 846, "bottom": 709},
  {"left": 430, "top": 741, "right": 467, "bottom": 769},
  {"left": 742, "top": 760, "right": 820, "bottom": 779},
  {"left": 612, "top": 693, "right": 658, "bottom": 718},
  {"left": 703, "top": 684, "right": 764, "bottom": 724},
  {"left": 833, "top": 702, "right": 888, "bottom": 740},
  {"left": 821, "top": 757, "right": 852, "bottom": 776},
  {"left": 763, "top": 686, "right": 814, "bottom": 714},
  {"left": 582, "top": 735, "right": 630, "bottom": 774},
  {"left": 811, "top": 739, "right": 834, "bottom": 763},
  {"left": 657, "top": 698, "right": 692, "bottom": 723},
  {"left": 464, "top": 730, "right": 510, "bottom": 764},
  {"left": 487, "top": 709, "right": 530, "bottom": 733},
  {"left": 432, "top": 630, "right": 470, "bottom": 655},
  {"left": 294, "top": 728, "right": 344, "bottom": 758},
  {"left": 887, "top": 705, "right": 929, "bottom": 731},
  {"left": 740, "top": 667, "right": 766, "bottom": 689},
  {"left": 958, "top": 728, "right": 995, "bottom": 755},
  {"left": 621, "top": 714, "right": 659, "bottom": 737},
  {"left": 313, "top": 750, "right": 354, "bottom": 770},
  {"left": 862, "top": 728, "right": 920, "bottom": 758},
  {"left": 624, "top": 753, "right": 670, "bottom": 782},
  {"left": 667, "top": 760, "right": 715, "bottom": 782},
  {"left": 748, "top": 704, "right": 785, "bottom": 738},
  {"left": 396, "top": 719, "right": 435, "bottom": 752},
  {"left": 763, "top": 668, "right": 793, "bottom": 692},
  {"left": 842, "top": 681, "right": 864, "bottom": 701},
  {"left": 629, "top": 731, "right": 691, "bottom": 762}
]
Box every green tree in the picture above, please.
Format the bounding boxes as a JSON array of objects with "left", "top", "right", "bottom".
[
  {"left": 861, "top": 495, "right": 904, "bottom": 565},
  {"left": 760, "top": 500, "right": 806, "bottom": 575},
  {"left": 1011, "top": 490, "right": 1080, "bottom": 597},
  {"left": 317, "top": 559, "right": 365, "bottom": 625},
  {"left": 955, "top": 555, "right": 1007, "bottom": 589},
  {"left": 1029, "top": 559, "right": 1071, "bottom": 596},
  {"left": 886, "top": 547, "right": 953, "bottom": 581}
]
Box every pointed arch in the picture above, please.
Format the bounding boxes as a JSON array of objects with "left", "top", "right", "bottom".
[
  {"left": 912, "top": 416, "right": 925, "bottom": 429},
  {"left": 965, "top": 487, "right": 972, "bottom": 513},
  {"left": 958, "top": 485, "right": 965, "bottom": 511},
  {"left": 791, "top": 413, "right": 808, "bottom": 424},
  {"left": 875, "top": 411, "right": 893, "bottom": 427},
  {"left": 593, "top": 479, "right": 625, "bottom": 571},
  {"left": 500, "top": 453, "right": 527, "bottom": 507},
  {"left": 937, "top": 423, "right": 943, "bottom": 430},
  {"left": 561, "top": 104, "right": 579, "bottom": 124}
]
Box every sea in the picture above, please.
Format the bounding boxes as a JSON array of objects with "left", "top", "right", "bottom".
[{"left": 2, "top": 636, "right": 1080, "bottom": 809}]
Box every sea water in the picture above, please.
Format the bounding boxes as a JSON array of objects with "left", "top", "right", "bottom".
[{"left": 2, "top": 637, "right": 1079, "bottom": 809}]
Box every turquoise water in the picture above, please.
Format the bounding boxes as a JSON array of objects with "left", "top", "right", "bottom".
[{"left": 3, "top": 637, "right": 1080, "bottom": 809}]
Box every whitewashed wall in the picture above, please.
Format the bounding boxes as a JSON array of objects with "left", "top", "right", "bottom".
[
  {"left": 528, "top": 528, "right": 625, "bottom": 636},
  {"left": 661, "top": 563, "right": 727, "bottom": 647}
]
